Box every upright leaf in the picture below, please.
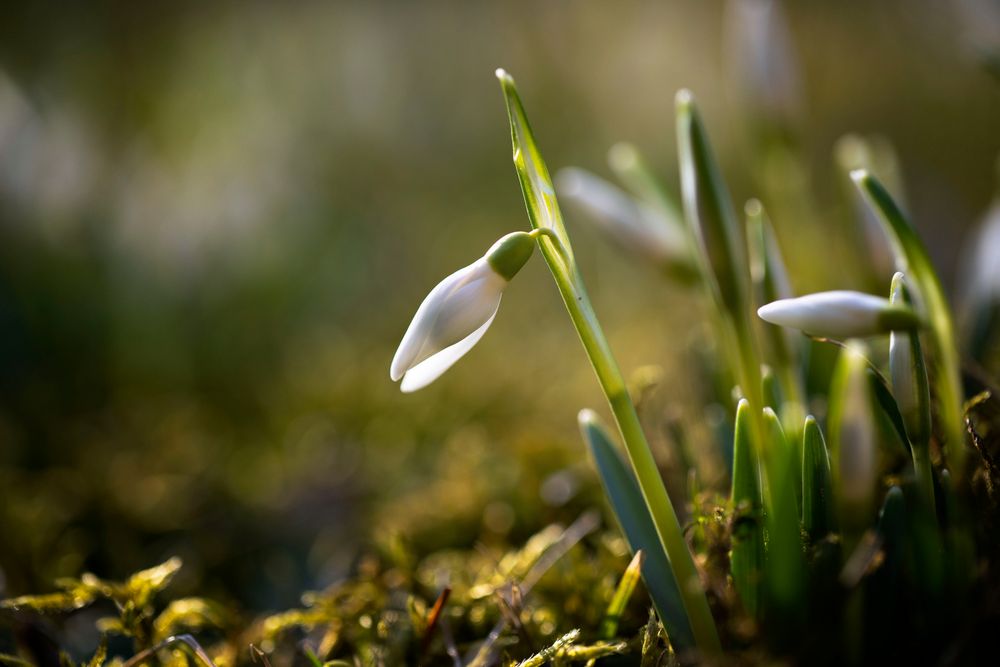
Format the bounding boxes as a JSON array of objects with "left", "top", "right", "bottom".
[
  {"left": 578, "top": 410, "right": 696, "bottom": 650},
  {"left": 889, "top": 272, "right": 934, "bottom": 510},
  {"left": 676, "top": 90, "right": 750, "bottom": 322},
  {"left": 801, "top": 416, "right": 836, "bottom": 542},
  {"left": 730, "top": 399, "right": 764, "bottom": 620},
  {"left": 852, "top": 171, "right": 965, "bottom": 471},
  {"left": 761, "top": 406, "right": 806, "bottom": 633},
  {"left": 828, "top": 343, "right": 878, "bottom": 549}
]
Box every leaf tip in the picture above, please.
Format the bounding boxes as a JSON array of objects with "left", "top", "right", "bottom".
[
  {"left": 495, "top": 67, "right": 513, "bottom": 85},
  {"left": 578, "top": 408, "right": 600, "bottom": 428},
  {"left": 675, "top": 88, "right": 694, "bottom": 111}
]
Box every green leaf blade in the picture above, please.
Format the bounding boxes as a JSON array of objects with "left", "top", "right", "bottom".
[
  {"left": 496, "top": 69, "right": 574, "bottom": 275},
  {"left": 801, "top": 416, "right": 836, "bottom": 542},
  {"left": 760, "top": 406, "right": 806, "bottom": 630},
  {"left": 730, "top": 398, "right": 764, "bottom": 619},
  {"left": 578, "top": 410, "right": 696, "bottom": 651},
  {"left": 676, "top": 90, "right": 750, "bottom": 323},
  {"left": 851, "top": 170, "right": 965, "bottom": 471}
]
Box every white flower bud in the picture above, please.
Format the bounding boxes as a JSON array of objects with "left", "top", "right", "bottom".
[
  {"left": 555, "top": 167, "right": 688, "bottom": 266},
  {"left": 390, "top": 232, "right": 535, "bottom": 393},
  {"left": 723, "top": 0, "right": 802, "bottom": 123},
  {"left": 757, "top": 290, "right": 919, "bottom": 339}
]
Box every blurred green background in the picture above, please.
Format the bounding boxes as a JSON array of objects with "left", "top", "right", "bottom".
[{"left": 0, "top": 0, "right": 998, "bottom": 614}]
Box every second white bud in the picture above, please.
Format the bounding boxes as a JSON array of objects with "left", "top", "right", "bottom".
[{"left": 757, "top": 290, "right": 920, "bottom": 339}]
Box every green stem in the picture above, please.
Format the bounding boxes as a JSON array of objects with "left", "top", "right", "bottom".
[
  {"left": 548, "top": 263, "right": 721, "bottom": 654},
  {"left": 914, "top": 447, "right": 935, "bottom": 514},
  {"left": 496, "top": 70, "right": 720, "bottom": 654}
]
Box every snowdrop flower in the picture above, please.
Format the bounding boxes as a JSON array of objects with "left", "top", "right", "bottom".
[
  {"left": 556, "top": 167, "right": 689, "bottom": 268},
  {"left": 958, "top": 167, "right": 1000, "bottom": 361},
  {"left": 390, "top": 231, "right": 536, "bottom": 393},
  {"left": 757, "top": 290, "right": 920, "bottom": 339},
  {"left": 723, "top": 0, "right": 802, "bottom": 124}
]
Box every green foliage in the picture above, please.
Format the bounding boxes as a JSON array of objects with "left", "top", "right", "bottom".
[
  {"left": 597, "top": 551, "right": 644, "bottom": 640},
  {"left": 729, "top": 399, "right": 763, "bottom": 620},
  {"left": 801, "top": 416, "right": 835, "bottom": 543},
  {"left": 3, "top": 9, "right": 1000, "bottom": 666},
  {"left": 578, "top": 411, "right": 694, "bottom": 650}
]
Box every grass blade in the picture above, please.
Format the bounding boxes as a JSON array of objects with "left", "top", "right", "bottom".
[{"left": 598, "top": 550, "right": 645, "bottom": 640}]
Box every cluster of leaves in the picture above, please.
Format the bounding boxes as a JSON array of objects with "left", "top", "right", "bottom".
[{"left": 495, "top": 57, "right": 1000, "bottom": 662}]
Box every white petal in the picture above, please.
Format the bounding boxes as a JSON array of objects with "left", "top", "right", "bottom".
[
  {"left": 757, "top": 291, "right": 888, "bottom": 338},
  {"left": 399, "top": 302, "right": 499, "bottom": 393},
  {"left": 556, "top": 168, "right": 684, "bottom": 263},
  {"left": 970, "top": 201, "right": 1000, "bottom": 301},
  {"left": 724, "top": 0, "right": 801, "bottom": 120},
  {"left": 390, "top": 259, "right": 502, "bottom": 382}
]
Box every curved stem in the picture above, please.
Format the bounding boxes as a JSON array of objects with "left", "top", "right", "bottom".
[
  {"left": 497, "top": 71, "right": 720, "bottom": 653},
  {"left": 528, "top": 227, "right": 571, "bottom": 263},
  {"left": 545, "top": 260, "right": 722, "bottom": 654}
]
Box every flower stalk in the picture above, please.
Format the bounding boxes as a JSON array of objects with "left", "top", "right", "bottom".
[{"left": 496, "top": 69, "right": 722, "bottom": 655}]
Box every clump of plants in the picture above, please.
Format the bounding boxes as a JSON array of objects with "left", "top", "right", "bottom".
[
  {"left": 388, "top": 67, "right": 1000, "bottom": 665},
  {"left": 5, "top": 66, "right": 1000, "bottom": 666}
]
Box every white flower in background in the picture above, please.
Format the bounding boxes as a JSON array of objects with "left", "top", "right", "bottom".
[
  {"left": 958, "top": 177, "right": 1000, "bottom": 359},
  {"left": 757, "top": 290, "right": 920, "bottom": 339},
  {"left": 390, "top": 231, "right": 536, "bottom": 392},
  {"left": 723, "top": 0, "right": 802, "bottom": 123},
  {"left": 555, "top": 167, "right": 688, "bottom": 267},
  {"left": 962, "top": 197, "right": 1000, "bottom": 305}
]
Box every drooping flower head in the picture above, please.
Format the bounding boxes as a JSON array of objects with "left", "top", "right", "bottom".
[{"left": 390, "top": 231, "right": 535, "bottom": 392}]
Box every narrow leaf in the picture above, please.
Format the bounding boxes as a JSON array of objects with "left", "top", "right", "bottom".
[
  {"left": 868, "top": 368, "right": 912, "bottom": 457},
  {"left": 852, "top": 170, "right": 965, "bottom": 470},
  {"left": 761, "top": 406, "right": 806, "bottom": 627},
  {"left": 578, "top": 410, "right": 695, "bottom": 650},
  {"left": 599, "top": 551, "right": 645, "bottom": 640},
  {"left": 730, "top": 399, "right": 764, "bottom": 620},
  {"left": 676, "top": 90, "right": 750, "bottom": 323},
  {"left": 889, "top": 272, "right": 935, "bottom": 510},
  {"left": 828, "top": 343, "right": 878, "bottom": 544},
  {"left": 496, "top": 69, "right": 574, "bottom": 275},
  {"left": 801, "top": 416, "right": 836, "bottom": 542}
]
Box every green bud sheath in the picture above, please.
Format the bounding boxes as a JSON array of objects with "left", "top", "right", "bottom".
[
  {"left": 485, "top": 231, "right": 536, "bottom": 281},
  {"left": 877, "top": 305, "right": 922, "bottom": 333}
]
